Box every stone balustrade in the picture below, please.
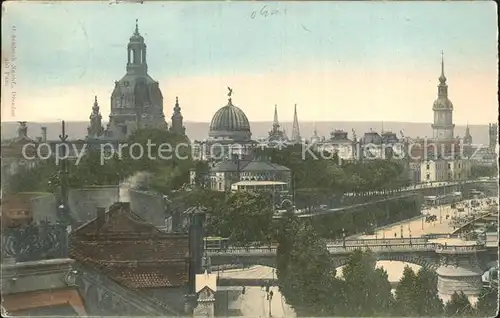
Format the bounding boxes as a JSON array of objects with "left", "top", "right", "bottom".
[
  {"left": 435, "top": 244, "right": 486, "bottom": 254},
  {"left": 327, "top": 243, "right": 437, "bottom": 253},
  {"left": 206, "top": 235, "right": 495, "bottom": 256}
]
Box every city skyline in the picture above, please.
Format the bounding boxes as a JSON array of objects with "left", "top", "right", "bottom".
[{"left": 1, "top": 1, "right": 498, "bottom": 124}]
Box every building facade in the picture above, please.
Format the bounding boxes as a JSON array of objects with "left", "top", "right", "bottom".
[
  {"left": 192, "top": 159, "right": 291, "bottom": 192},
  {"left": 419, "top": 159, "right": 471, "bottom": 183},
  {"left": 316, "top": 129, "right": 356, "bottom": 160}
]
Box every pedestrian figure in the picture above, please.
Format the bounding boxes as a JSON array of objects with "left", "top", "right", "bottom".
[{"left": 394, "top": 232, "right": 397, "bottom": 238}]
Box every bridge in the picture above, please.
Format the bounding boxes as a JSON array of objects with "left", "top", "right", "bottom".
[
  {"left": 275, "top": 178, "right": 498, "bottom": 218},
  {"left": 206, "top": 235, "right": 498, "bottom": 270}
]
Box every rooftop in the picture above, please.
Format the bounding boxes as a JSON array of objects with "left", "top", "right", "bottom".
[{"left": 69, "top": 202, "right": 189, "bottom": 289}]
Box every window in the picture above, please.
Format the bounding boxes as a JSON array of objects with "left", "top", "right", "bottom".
[
  {"left": 426, "top": 164, "right": 430, "bottom": 170},
  {"left": 426, "top": 174, "right": 430, "bottom": 180},
  {"left": 447, "top": 163, "right": 451, "bottom": 169}
]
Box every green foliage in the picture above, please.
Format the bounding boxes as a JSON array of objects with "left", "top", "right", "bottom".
[
  {"left": 414, "top": 267, "right": 444, "bottom": 316},
  {"left": 394, "top": 266, "right": 418, "bottom": 315},
  {"left": 475, "top": 287, "right": 499, "bottom": 317},
  {"left": 7, "top": 128, "right": 195, "bottom": 195},
  {"left": 445, "top": 292, "right": 474, "bottom": 317},
  {"left": 255, "top": 146, "right": 410, "bottom": 195},
  {"left": 395, "top": 266, "right": 443, "bottom": 316},
  {"left": 183, "top": 189, "right": 274, "bottom": 245},
  {"left": 342, "top": 250, "right": 393, "bottom": 316},
  {"left": 7, "top": 160, "right": 57, "bottom": 193},
  {"left": 471, "top": 165, "right": 498, "bottom": 179},
  {"left": 275, "top": 216, "right": 395, "bottom": 317},
  {"left": 276, "top": 218, "right": 341, "bottom": 316}
]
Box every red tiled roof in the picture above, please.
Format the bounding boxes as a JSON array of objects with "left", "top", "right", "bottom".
[
  {"left": 110, "top": 263, "right": 189, "bottom": 288},
  {"left": 69, "top": 202, "right": 190, "bottom": 289}
]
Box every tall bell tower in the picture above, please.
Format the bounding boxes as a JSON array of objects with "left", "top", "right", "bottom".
[{"left": 431, "top": 52, "right": 455, "bottom": 140}]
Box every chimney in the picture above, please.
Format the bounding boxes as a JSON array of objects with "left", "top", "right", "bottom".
[
  {"left": 96, "top": 207, "right": 106, "bottom": 229},
  {"left": 41, "top": 127, "right": 47, "bottom": 142}
]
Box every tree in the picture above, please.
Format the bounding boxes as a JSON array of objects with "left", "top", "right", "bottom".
[
  {"left": 275, "top": 219, "right": 341, "bottom": 316},
  {"left": 342, "top": 250, "right": 394, "bottom": 316},
  {"left": 413, "top": 267, "right": 443, "bottom": 316},
  {"left": 444, "top": 292, "right": 474, "bottom": 317},
  {"left": 7, "top": 160, "right": 57, "bottom": 194},
  {"left": 198, "top": 191, "right": 275, "bottom": 245},
  {"left": 395, "top": 266, "right": 443, "bottom": 316},
  {"left": 471, "top": 165, "right": 498, "bottom": 179},
  {"left": 475, "top": 286, "right": 499, "bottom": 317},
  {"left": 394, "top": 266, "right": 418, "bottom": 316}
]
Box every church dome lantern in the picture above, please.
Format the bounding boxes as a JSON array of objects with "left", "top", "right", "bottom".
[
  {"left": 209, "top": 87, "right": 251, "bottom": 141},
  {"left": 129, "top": 19, "right": 145, "bottom": 43}
]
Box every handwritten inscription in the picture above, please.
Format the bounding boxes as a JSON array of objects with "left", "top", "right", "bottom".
[
  {"left": 251, "top": 5, "right": 287, "bottom": 19},
  {"left": 3, "top": 26, "right": 17, "bottom": 116}
]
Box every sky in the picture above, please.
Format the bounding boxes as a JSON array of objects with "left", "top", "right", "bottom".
[{"left": 1, "top": 1, "right": 498, "bottom": 124}]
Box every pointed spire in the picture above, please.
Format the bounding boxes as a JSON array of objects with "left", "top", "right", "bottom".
[
  {"left": 170, "top": 96, "right": 185, "bottom": 136},
  {"left": 174, "top": 96, "right": 180, "bottom": 112},
  {"left": 273, "top": 104, "right": 279, "bottom": 125},
  {"left": 292, "top": 104, "right": 301, "bottom": 142},
  {"left": 439, "top": 50, "right": 446, "bottom": 83},
  {"left": 135, "top": 19, "right": 140, "bottom": 35},
  {"left": 92, "top": 96, "right": 100, "bottom": 111},
  {"left": 313, "top": 122, "right": 318, "bottom": 137}
]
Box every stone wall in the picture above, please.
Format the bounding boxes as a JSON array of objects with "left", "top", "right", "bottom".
[
  {"left": 68, "top": 186, "right": 119, "bottom": 224},
  {"left": 31, "top": 194, "right": 58, "bottom": 223}
]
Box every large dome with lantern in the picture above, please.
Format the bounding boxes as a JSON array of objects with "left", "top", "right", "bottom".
[{"left": 209, "top": 94, "right": 251, "bottom": 141}]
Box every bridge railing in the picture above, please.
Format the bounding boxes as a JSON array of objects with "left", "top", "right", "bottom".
[
  {"left": 327, "top": 238, "right": 430, "bottom": 246},
  {"left": 206, "top": 247, "right": 277, "bottom": 255},
  {"left": 327, "top": 243, "right": 438, "bottom": 253},
  {"left": 435, "top": 244, "right": 486, "bottom": 253}
]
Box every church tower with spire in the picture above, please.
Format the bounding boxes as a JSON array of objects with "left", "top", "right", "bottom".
[
  {"left": 104, "top": 19, "right": 166, "bottom": 140},
  {"left": 267, "top": 104, "right": 288, "bottom": 143},
  {"left": 431, "top": 51, "right": 455, "bottom": 140},
  {"left": 463, "top": 123, "right": 472, "bottom": 145},
  {"left": 170, "top": 97, "right": 186, "bottom": 136},
  {"left": 87, "top": 96, "right": 104, "bottom": 139},
  {"left": 291, "top": 104, "right": 301, "bottom": 143}
]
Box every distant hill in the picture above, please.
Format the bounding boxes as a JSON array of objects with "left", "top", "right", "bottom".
[{"left": 0, "top": 121, "right": 491, "bottom": 146}]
